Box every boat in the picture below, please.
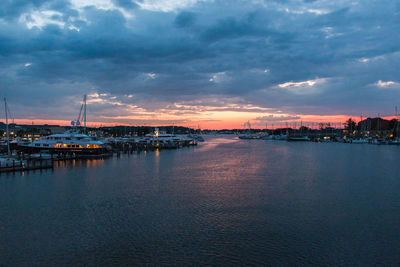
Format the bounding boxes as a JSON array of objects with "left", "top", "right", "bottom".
[
  {"left": 351, "top": 138, "right": 368, "bottom": 144},
  {"left": 188, "top": 126, "right": 205, "bottom": 142},
  {"left": 20, "top": 130, "right": 108, "bottom": 155},
  {"left": 238, "top": 133, "right": 261, "bottom": 139},
  {"left": 20, "top": 95, "right": 109, "bottom": 155},
  {"left": 238, "top": 121, "right": 262, "bottom": 139},
  {"left": 274, "top": 134, "right": 288, "bottom": 140},
  {"left": 261, "top": 134, "right": 274, "bottom": 140},
  {"left": 388, "top": 139, "right": 400, "bottom": 145},
  {"left": 188, "top": 134, "right": 205, "bottom": 142},
  {"left": 287, "top": 136, "right": 310, "bottom": 142},
  {"left": 371, "top": 138, "right": 388, "bottom": 145},
  {"left": 0, "top": 98, "right": 24, "bottom": 169},
  {"left": 145, "top": 128, "right": 196, "bottom": 146}
]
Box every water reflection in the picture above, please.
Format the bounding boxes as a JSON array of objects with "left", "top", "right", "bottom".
[
  {"left": 195, "top": 135, "right": 239, "bottom": 152},
  {"left": 1, "top": 137, "right": 400, "bottom": 265},
  {"left": 153, "top": 149, "right": 160, "bottom": 180},
  {"left": 86, "top": 158, "right": 105, "bottom": 168},
  {"left": 53, "top": 158, "right": 105, "bottom": 170}
]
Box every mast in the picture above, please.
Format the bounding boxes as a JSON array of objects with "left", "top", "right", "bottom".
[
  {"left": 84, "top": 94, "right": 87, "bottom": 134},
  {"left": 4, "top": 98, "right": 10, "bottom": 156},
  {"left": 396, "top": 106, "right": 399, "bottom": 139},
  {"left": 360, "top": 114, "right": 363, "bottom": 137},
  {"left": 377, "top": 113, "right": 380, "bottom": 137},
  {"left": 75, "top": 94, "right": 86, "bottom": 133}
]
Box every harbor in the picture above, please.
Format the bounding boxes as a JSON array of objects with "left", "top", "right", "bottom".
[
  {"left": 2, "top": 117, "right": 400, "bottom": 173},
  {"left": 1, "top": 97, "right": 399, "bottom": 173},
  {"left": 0, "top": 97, "right": 200, "bottom": 173},
  {"left": 0, "top": 135, "right": 199, "bottom": 173}
]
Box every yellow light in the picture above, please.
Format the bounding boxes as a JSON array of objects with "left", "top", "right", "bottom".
[{"left": 86, "top": 144, "right": 101, "bottom": 148}]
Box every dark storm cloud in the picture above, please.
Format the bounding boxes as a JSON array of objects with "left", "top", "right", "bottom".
[
  {"left": 174, "top": 11, "right": 196, "bottom": 28},
  {"left": 0, "top": 0, "right": 400, "bottom": 122},
  {"left": 200, "top": 16, "right": 268, "bottom": 42}
]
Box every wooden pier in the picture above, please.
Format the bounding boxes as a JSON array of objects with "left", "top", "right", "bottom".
[{"left": 0, "top": 158, "right": 53, "bottom": 173}]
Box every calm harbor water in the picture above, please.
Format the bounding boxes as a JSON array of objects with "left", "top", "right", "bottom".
[{"left": 1, "top": 135, "right": 400, "bottom": 266}]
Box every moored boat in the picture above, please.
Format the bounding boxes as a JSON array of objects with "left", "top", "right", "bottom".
[
  {"left": 20, "top": 130, "right": 109, "bottom": 155},
  {"left": 287, "top": 136, "right": 310, "bottom": 142}
]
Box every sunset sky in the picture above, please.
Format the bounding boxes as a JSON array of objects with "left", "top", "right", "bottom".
[{"left": 1, "top": 0, "right": 399, "bottom": 129}]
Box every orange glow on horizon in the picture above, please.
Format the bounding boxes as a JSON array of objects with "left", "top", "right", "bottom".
[{"left": 2, "top": 114, "right": 398, "bottom": 130}]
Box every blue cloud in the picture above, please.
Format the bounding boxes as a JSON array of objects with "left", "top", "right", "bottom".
[{"left": 174, "top": 11, "right": 196, "bottom": 28}]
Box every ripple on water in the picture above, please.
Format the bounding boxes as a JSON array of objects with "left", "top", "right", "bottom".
[{"left": 1, "top": 137, "right": 400, "bottom": 265}]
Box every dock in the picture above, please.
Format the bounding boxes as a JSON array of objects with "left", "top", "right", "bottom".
[{"left": 0, "top": 158, "right": 53, "bottom": 173}]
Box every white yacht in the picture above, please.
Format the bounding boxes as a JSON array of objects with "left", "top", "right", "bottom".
[
  {"left": 144, "top": 128, "right": 195, "bottom": 144},
  {"left": 21, "top": 130, "right": 107, "bottom": 154}
]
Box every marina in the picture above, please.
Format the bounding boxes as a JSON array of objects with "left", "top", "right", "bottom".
[
  {"left": 0, "top": 97, "right": 199, "bottom": 172},
  {"left": 2, "top": 120, "right": 400, "bottom": 173}
]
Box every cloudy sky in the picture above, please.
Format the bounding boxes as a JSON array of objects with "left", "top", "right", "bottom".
[{"left": 1, "top": 0, "right": 399, "bottom": 129}]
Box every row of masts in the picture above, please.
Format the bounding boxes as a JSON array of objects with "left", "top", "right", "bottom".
[{"left": 243, "top": 107, "right": 400, "bottom": 132}]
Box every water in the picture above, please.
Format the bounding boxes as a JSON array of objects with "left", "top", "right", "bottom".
[{"left": 1, "top": 136, "right": 400, "bottom": 266}]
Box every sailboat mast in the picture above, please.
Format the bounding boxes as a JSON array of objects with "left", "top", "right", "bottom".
[
  {"left": 84, "top": 94, "right": 87, "bottom": 134},
  {"left": 4, "top": 98, "right": 10, "bottom": 156},
  {"left": 396, "top": 106, "right": 399, "bottom": 138}
]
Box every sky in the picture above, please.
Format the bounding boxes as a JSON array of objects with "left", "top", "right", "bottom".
[{"left": 0, "top": 0, "right": 399, "bottom": 129}]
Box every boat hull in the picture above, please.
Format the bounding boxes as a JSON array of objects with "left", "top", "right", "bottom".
[
  {"left": 287, "top": 137, "right": 310, "bottom": 142},
  {"left": 19, "top": 145, "right": 109, "bottom": 155}
]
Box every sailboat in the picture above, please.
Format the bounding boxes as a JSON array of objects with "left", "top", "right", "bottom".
[
  {"left": 238, "top": 121, "right": 261, "bottom": 139},
  {"left": 0, "top": 98, "right": 24, "bottom": 168},
  {"left": 0, "top": 98, "right": 13, "bottom": 154},
  {"left": 187, "top": 125, "right": 205, "bottom": 142}
]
